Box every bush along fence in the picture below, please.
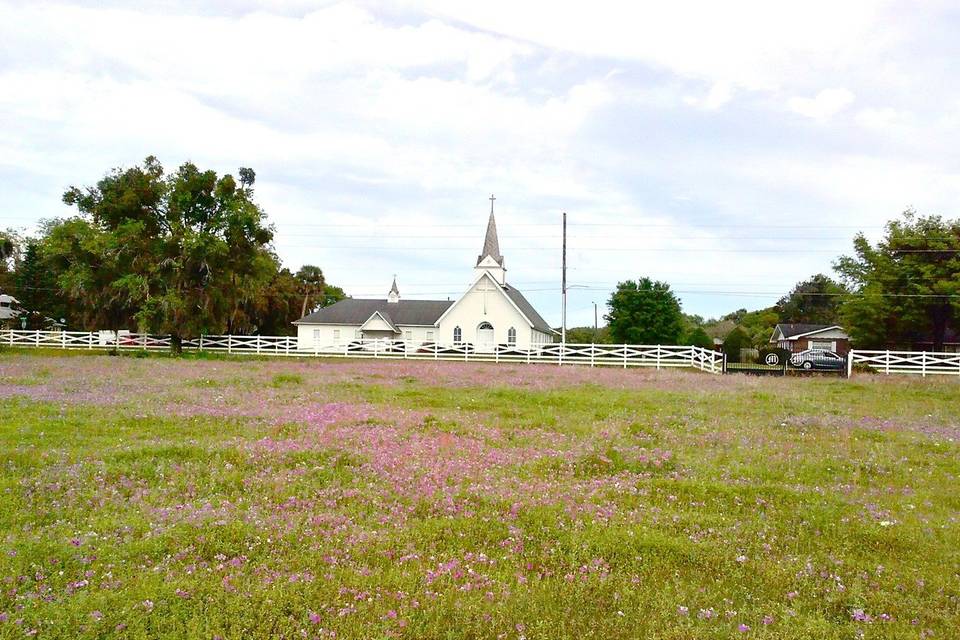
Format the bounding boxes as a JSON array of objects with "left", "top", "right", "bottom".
[{"left": 0, "top": 330, "right": 725, "bottom": 373}]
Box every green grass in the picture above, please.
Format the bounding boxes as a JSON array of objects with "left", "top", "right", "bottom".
[{"left": 0, "top": 353, "right": 958, "bottom": 638}]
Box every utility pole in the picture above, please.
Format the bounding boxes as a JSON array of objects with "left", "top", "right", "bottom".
[
  {"left": 561, "top": 211, "right": 567, "bottom": 344},
  {"left": 593, "top": 301, "right": 598, "bottom": 343}
]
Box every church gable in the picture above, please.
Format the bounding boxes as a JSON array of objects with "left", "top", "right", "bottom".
[{"left": 360, "top": 311, "right": 399, "bottom": 333}]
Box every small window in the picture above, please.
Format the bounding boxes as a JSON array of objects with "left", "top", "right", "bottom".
[
  {"left": 312, "top": 328, "right": 320, "bottom": 343},
  {"left": 404, "top": 330, "right": 412, "bottom": 341},
  {"left": 333, "top": 329, "right": 341, "bottom": 343},
  {"left": 508, "top": 327, "right": 517, "bottom": 344},
  {"left": 453, "top": 326, "right": 462, "bottom": 343},
  {"left": 426, "top": 330, "right": 434, "bottom": 341}
]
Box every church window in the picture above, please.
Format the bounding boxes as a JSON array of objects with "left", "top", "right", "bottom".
[
  {"left": 333, "top": 329, "right": 340, "bottom": 344},
  {"left": 453, "top": 326, "right": 462, "bottom": 343},
  {"left": 426, "top": 330, "right": 434, "bottom": 341},
  {"left": 313, "top": 329, "right": 320, "bottom": 343},
  {"left": 508, "top": 327, "right": 516, "bottom": 344},
  {"left": 478, "top": 321, "right": 493, "bottom": 330},
  {"left": 404, "top": 330, "right": 412, "bottom": 342}
]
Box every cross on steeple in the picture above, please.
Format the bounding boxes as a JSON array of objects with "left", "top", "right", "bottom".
[{"left": 489, "top": 193, "right": 496, "bottom": 214}]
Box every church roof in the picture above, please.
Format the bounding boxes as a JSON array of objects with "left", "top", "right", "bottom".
[
  {"left": 477, "top": 208, "right": 503, "bottom": 267},
  {"left": 295, "top": 298, "right": 453, "bottom": 326},
  {"left": 502, "top": 284, "right": 553, "bottom": 334}
]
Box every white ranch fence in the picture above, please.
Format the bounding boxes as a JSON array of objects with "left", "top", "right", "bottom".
[
  {"left": 0, "top": 330, "right": 725, "bottom": 373},
  {"left": 849, "top": 349, "right": 960, "bottom": 377}
]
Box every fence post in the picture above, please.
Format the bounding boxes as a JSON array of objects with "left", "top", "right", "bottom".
[
  {"left": 228, "top": 334, "right": 233, "bottom": 354},
  {"left": 885, "top": 350, "right": 890, "bottom": 375},
  {"left": 61, "top": 331, "right": 66, "bottom": 350},
  {"left": 922, "top": 353, "right": 927, "bottom": 378},
  {"left": 846, "top": 351, "right": 854, "bottom": 378},
  {"left": 656, "top": 345, "right": 661, "bottom": 370},
  {"left": 199, "top": 335, "right": 204, "bottom": 352},
  {"left": 591, "top": 345, "right": 595, "bottom": 368},
  {"left": 34, "top": 330, "right": 40, "bottom": 347},
  {"left": 722, "top": 352, "right": 727, "bottom": 373}
]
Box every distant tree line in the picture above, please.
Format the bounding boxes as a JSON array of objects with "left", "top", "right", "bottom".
[
  {"left": 0, "top": 157, "right": 344, "bottom": 348},
  {"left": 574, "top": 209, "right": 959, "bottom": 351}
]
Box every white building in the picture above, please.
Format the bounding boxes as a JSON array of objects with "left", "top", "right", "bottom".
[
  {"left": 0, "top": 293, "right": 21, "bottom": 326},
  {"left": 294, "top": 204, "right": 556, "bottom": 351}
]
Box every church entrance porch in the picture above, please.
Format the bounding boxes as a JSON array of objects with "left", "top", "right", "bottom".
[{"left": 476, "top": 322, "right": 495, "bottom": 353}]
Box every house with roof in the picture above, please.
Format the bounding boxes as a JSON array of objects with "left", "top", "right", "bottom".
[
  {"left": 770, "top": 323, "right": 851, "bottom": 355},
  {"left": 0, "top": 293, "right": 22, "bottom": 328},
  {"left": 293, "top": 202, "right": 556, "bottom": 352}
]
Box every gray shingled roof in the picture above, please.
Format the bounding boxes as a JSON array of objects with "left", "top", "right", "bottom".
[
  {"left": 774, "top": 323, "right": 840, "bottom": 339},
  {"left": 476, "top": 209, "right": 504, "bottom": 266},
  {"left": 503, "top": 285, "right": 554, "bottom": 334},
  {"left": 295, "top": 299, "right": 453, "bottom": 326}
]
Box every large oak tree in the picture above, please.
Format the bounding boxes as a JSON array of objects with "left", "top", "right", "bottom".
[
  {"left": 49, "top": 157, "right": 277, "bottom": 349},
  {"left": 834, "top": 210, "right": 960, "bottom": 350}
]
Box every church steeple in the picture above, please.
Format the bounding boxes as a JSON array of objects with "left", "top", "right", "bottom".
[
  {"left": 477, "top": 194, "right": 504, "bottom": 267},
  {"left": 475, "top": 195, "right": 507, "bottom": 285},
  {"left": 387, "top": 275, "right": 400, "bottom": 303}
]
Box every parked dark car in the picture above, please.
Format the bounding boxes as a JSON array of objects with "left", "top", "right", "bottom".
[{"left": 790, "top": 349, "right": 845, "bottom": 370}]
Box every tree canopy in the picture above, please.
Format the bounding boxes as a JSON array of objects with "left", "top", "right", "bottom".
[
  {"left": 776, "top": 273, "right": 847, "bottom": 325},
  {"left": 32, "top": 156, "right": 342, "bottom": 346},
  {"left": 605, "top": 278, "right": 684, "bottom": 344},
  {"left": 835, "top": 210, "right": 960, "bottom": 350}
]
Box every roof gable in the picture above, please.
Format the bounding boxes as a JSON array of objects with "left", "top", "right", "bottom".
[
  {"left": 434, "top": 271, "right": 554, "bottom": 333},
  {"left": 360, "top": 310, "right": 399, "bottom": 333},
  {"left": 772, "top": 323, "right": 846, "bottom": 340}
]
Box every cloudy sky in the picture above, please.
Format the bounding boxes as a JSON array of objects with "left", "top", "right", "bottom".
[{"left": 2, "top": 1, "right": 959, "bottom": 327}]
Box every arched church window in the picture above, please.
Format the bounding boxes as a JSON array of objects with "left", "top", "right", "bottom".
[
  {"left": 478, "top": 322, "right": 493, "bottom": 330},
  {"left": 453, "top": 326, "right": 462, "bottom": 343},
  {"left": 508, "top": 327, "right": 516, "bottom": 344}
]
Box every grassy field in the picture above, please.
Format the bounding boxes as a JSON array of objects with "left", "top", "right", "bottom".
[{"left": 0, "top": 352, "right": 958, "bottom": 639}]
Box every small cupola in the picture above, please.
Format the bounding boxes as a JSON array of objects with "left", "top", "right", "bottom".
[{"left": 387, "top": 276, "right": 400, "bottom": 303}]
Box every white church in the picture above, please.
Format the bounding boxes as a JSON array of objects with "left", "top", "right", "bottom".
[{"left": 294, "top": 202, "right": 556, "bottom": 351}]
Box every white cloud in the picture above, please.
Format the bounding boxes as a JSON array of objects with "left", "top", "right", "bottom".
[
  {"left": 787, "top": 88, "right": 856, "bottom": 120},
  {"left": 406, "top": 0, "right": 895, "bottom": 90}
]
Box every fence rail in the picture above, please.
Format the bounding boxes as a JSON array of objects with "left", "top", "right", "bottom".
[
  {"left": 849, "top": 349, "right": 960, "bottom": 377},
  {"left": 0, "top": 330, "right": 724, "bottom": 373}
]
